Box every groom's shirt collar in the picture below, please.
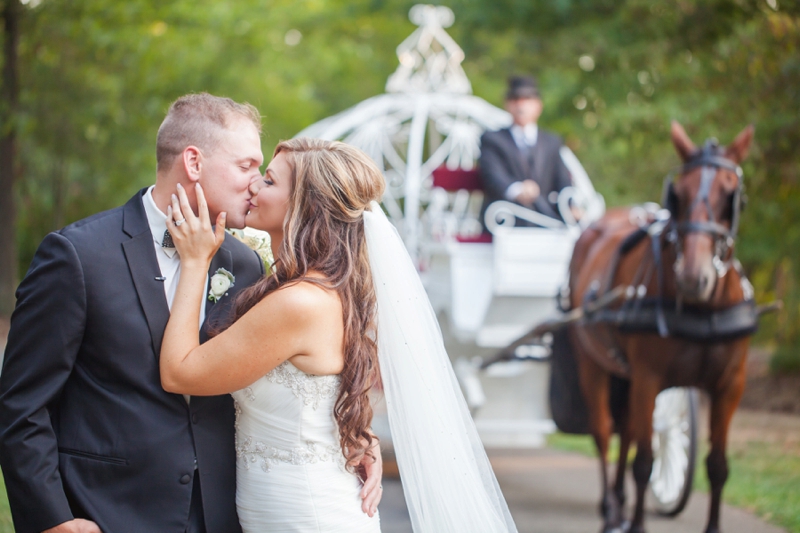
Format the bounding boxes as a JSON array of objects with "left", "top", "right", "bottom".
[{"left": 143, "top": 186, "right": 177, "bottom": 259}]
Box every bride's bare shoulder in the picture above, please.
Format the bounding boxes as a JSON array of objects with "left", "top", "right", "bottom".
[{"left": 254, "top": 276, "right": 342, "bottom": 324}]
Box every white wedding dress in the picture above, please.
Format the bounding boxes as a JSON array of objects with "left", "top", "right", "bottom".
[{"left": 232, "top": 360, "right": 381, "bottom": 533}]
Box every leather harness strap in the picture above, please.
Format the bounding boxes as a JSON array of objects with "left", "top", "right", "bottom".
[{"left": 586, "top": 298, "right": 758, "bottom": 343}]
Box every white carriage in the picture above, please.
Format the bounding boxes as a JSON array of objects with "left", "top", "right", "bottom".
[{"left": 297, "top": 4, "right": 697, "bottom": 515}]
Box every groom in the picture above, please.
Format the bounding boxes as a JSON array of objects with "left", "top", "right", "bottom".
[{"left": 0, "top": 93, "right": 382, "bottom": 533}]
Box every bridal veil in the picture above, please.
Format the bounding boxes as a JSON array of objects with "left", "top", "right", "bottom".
[{"left": 363, "top": 202, "right": 517, "bottom": 533}]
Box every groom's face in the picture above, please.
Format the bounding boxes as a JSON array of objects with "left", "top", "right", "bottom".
[{"left": 199, "top": 116, "right": 263, "bottom": 229}]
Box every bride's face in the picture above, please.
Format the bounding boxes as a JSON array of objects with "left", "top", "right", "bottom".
[{"left": 246, "top": 151, "right": 292, "bottom": 234}]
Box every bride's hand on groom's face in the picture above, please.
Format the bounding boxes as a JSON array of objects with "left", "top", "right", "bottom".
[{"left": 168, "top": 183, "right": 227, "bottom": 268}]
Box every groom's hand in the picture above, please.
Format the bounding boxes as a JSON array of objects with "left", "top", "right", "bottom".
[
  {"left": 43, "top": 519, "right": 102, "bottom": 533},
  {"left": 359, "top": 439, "right": 383, "bottom": 517}
]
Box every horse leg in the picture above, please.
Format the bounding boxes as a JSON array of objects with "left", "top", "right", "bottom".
[
  {"left": 612, "top": 399, "right": 631, "bottom": 521},
  {"left": 705, "top": 370, "right": 746, "bottom": 533},
  {"left": 577, "top": 354, "right": 623, "bottom": 532},
  {"left": 627, "top": 376, "right": 659, "bottom": 533}
]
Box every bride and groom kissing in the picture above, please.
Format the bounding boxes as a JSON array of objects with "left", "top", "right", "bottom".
[{"left": 0, "top": 93, "right": 518, "bottom": 533}]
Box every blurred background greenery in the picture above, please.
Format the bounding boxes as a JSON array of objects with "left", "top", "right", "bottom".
[{"left": 1, "top": 0, "right": 798, "bottom": 371}]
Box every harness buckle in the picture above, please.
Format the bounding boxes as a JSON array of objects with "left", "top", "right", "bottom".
[{"left": 712, "top": 255, "right": 729, "bottom": 278}]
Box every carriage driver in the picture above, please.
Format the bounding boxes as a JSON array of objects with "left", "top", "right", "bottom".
[{"left": 478, "top": 75, "right": 576, "bottom": 227}]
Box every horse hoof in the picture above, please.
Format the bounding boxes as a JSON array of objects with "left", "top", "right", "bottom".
[{"left": 600, "top": 525, "right": 626, "bottom": 533}]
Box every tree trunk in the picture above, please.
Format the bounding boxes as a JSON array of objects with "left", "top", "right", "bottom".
[{"left": 0, "top": 0, "right": 19, "bottom": 318}]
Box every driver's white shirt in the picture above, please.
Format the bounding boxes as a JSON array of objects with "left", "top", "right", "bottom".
[
  {"left": 506, "top": 124, "right": 539, "bottom": 201},
  {"left": 510, "top": 123, "right": 538, "bottom": 150}
]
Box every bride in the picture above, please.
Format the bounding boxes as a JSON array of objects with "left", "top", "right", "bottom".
[{"left": 160, "top": 137, "right": 518, "bottom": 533}]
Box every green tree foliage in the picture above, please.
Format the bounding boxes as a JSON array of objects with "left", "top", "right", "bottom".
[
  {"left": 451, "top": 0, "right": 800, "bottom": 369},
  {"left": 3, "top": 0, "right": 799, "bottom": 368},
  {"left": 10, "top": 0, "right": 414, "bottom": 265},
  {"left": 0, "top": 0, "right": 20, "bottom": 319}
]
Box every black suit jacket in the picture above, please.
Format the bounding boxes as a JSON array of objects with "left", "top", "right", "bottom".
[
  {"left": 0, "top": 189, "right": 265, "bottom": 533},
  {"left": 478, "top": 127, "right": 572, "bottom": 227}
]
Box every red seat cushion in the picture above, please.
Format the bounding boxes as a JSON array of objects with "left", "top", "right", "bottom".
[
  {"left": 432, "top": 167, "right": 483, "bottom": 192},
  {"left": 455, "top": 233, "right": 493, "bottom": 244}
]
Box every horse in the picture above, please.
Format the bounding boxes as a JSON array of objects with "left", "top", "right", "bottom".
[{"left": 567, "top": 121, "right": 755, "bottom": 533}]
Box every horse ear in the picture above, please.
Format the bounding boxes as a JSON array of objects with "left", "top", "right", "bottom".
[
  {"left": 725, "top": 124, "right": 755, "bottom": 164},
  {"left": 670, "top": 121, "right": 696, "bottom": 162}
]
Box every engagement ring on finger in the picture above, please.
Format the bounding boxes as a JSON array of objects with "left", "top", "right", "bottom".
[{"left": 175, "top": 218, "right": 185, "bottom": 226}]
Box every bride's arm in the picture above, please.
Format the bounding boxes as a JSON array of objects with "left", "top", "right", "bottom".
[
  {"left": 160, "top": 184, "right": 336, "bottom": 395},
  {"left": 161, "top": 282, "right": 320, "bottom": 395}
]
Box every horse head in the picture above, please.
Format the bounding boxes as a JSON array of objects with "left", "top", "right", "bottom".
[{"left": 665, "top": 121, "right": 754, "bottom": 303}]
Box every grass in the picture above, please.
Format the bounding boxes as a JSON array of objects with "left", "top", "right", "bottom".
[
  {"left": 0, "top": 474, "right": 13, "bottom": 533},
  {"left": 548, "top": 431, "right": 604, "bottom": 457},
  {"left": 695, "top": 439, "right": 800, "bottom": 532},
  {"left": 771, "top": 341, "right": 800, "bottom": 374},
  {"left": 548, "top": 431, "right": 800, "bottom": 533}
]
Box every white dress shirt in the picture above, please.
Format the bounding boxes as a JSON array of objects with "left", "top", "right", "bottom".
[
  {"left": 505, "top": 124, "right": 539, "bottom": 201},
  {"left": 143, "top": 186, "right": 208, "bottom": 404},
  {"left": 510, "top": 123, "right": 538, "bottom": 150}
]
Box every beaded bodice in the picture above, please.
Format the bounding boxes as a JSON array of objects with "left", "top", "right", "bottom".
[{"left": 231, "top": 361, "right": 345, "bottom": 473}]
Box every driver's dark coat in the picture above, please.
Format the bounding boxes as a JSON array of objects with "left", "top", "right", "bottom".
[
  {"left": 0, "top": 189, "right": 264, "bottom": 533},
  {"left": 478, "top": 127, "right": 572, "bottom": 226}
]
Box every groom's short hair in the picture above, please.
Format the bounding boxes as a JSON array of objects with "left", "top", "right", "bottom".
[{"left": 156, "top": 93, "right": 262, "bottom": 171}]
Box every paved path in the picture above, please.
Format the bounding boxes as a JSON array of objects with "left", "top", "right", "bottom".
[{"left": 378, "top": 448, "right": 786, "bottom": 533}]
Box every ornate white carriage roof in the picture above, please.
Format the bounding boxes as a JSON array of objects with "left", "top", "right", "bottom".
[
  {"left": 385, "top": 4, "right": 471, "bottom": 95},
  {"left": 298, "top": 4, "right": 604, "bottom": 262},
  {"left": 297, "top": 5, "right": 513, "bottom": 256}
]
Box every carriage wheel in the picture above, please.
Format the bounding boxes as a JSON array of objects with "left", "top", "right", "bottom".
[{"left": 648, "top": 387, "right": 698, "bottom": 517}]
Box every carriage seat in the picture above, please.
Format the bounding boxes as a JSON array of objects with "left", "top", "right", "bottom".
[
  {"left": 429, "top": 166, "right": 491, "bottom": 243},
  {"left": 431, "top": 166, "right": 483, "bottom": 192}
]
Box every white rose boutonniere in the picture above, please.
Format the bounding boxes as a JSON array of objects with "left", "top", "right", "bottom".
[{"left": 208, "top": 268, "right": 235, "bottom": 303}]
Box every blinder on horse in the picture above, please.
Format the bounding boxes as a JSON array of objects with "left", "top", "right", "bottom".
[{"left": 661, "top": 138, "right": 746, "bottom": 277}]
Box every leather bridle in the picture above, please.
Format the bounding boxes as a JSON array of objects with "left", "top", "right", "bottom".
[{"left": 662, "top": 139, "right": 745, "bottom": 277}]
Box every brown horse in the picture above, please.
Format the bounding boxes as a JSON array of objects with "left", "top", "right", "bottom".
[{"left": 568, "top": 121, "right": 755, "bottom": 533}]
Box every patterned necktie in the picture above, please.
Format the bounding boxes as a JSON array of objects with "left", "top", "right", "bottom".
[{"left": 161, "top": 229, "right": 174, "bottom": 249}]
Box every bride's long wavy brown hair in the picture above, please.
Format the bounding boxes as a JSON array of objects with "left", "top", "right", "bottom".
[{"left": 218, "top": 137, "right": 385, "bottom": 465}]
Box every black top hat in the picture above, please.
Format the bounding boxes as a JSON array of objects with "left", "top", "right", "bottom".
[{"left": 505, "top": 75, "right": 540, "bottom": 100}]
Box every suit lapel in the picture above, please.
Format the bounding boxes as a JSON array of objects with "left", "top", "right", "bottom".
[
  {"left": 121, "top": 190, "right": 171, "bottom": 359},
  {"left": 201, "top": 241, "right": 233, "bottom": 344},
  {"left": 533, "top": 138, "right": 547, "bottom": 186},
  {"left": 191, "top": 242, "right": 234, "bottom": 415},
  {"left": 531, "top": 137, "right": 546, "bottom": 186}
]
